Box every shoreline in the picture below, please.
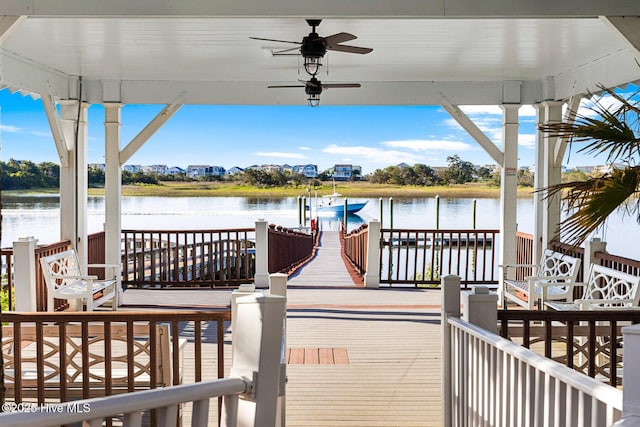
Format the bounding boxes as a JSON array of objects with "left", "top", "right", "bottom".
[{"left": 10, "top": 182, "right": 536, "bottom": 199}]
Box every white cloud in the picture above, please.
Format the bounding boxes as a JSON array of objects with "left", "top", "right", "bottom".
[
  {"left": 0, "top": 124, "right": 21, "bottom": 133},
  {"left": 383, "top": 139, "right": 473, "bottom": 151},
  {"left": 255, "top": 151, "right": 308, "bottom": 159},
  {"left": 322, "top": 144, "right": 423, "bottom": 166},
  {"left": 519, "top": 134, "right": 536, "bottom": 148},
  {"left": 298, "top": 146, "right": 311, "bottom": 151}
]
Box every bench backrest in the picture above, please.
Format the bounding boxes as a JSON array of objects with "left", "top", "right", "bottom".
[
  {"left": 2, "top": 323, "right": 173, "bottom": 391},
  {"left": 538, "top": 249, "right": 581, "bottom": 284},
  {"left": 40, "top": 249, "right": 83, "bottom": 292},
  {"left": 582, "top": 264, "right": 640, "bottom": 305}
]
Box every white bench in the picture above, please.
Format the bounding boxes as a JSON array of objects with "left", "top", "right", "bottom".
[
  {"left": 40, "top": 249, "right": 121, "bottom": 311},
  {"left": 545, "top": 264, "right": 640, "bottom": 311},
  {"left": 500, "top": 249, "right": 581, "bottom": 310}
]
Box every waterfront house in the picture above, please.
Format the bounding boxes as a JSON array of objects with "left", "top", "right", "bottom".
[
  {"left": 2, "top": 2, "right": 640, "bottom": 425},
  {"left": 293, "top": 164, "right": 318, "bottom": 178},
  {"left": 226, "top": 166, "right": 244, "bottom": 175},
  {"left": 123, "top": 164, "right": 143, "bottom": 173},
  {"left": 166, "top": 166, "right": 185, "bottom": 175},
  {"left": 333, "top": 164, "right": 361, "bottom": 181}
]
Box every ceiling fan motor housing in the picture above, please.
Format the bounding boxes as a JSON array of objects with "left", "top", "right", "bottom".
[{"left": 301, "top": 36, "right": 327, "bottom": 59}]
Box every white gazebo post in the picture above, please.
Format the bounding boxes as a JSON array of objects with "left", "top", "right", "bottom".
[
  {"left": 533, "top": 102, "right": 546, "bottom": 263},
  {"left": 254, "top": 219, "right": 269, "bottom": 288},
  {"left": 59, "top": 100, "right": 90, "bottom": 269},
  {"left": 499, "top": 103, "right": 520, "bottom": 282},
  {"left": 13, "top": 237, "right": 38, "bottom": 311},
  {"left": 541, "top": 100, "right": 564, "bottom": 250},
  {"left": 104, "top": 102, "right": 124, "bottom": 302},
  {"left": 364, "top": 219, "right": 381, "bottom": 288}
]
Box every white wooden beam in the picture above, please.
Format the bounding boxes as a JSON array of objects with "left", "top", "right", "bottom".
[
  {"left": 0, "top": 15, "right": 25, "bottom": 44},
  {"left": 5, "top": 0, "right": 640, "bottom": 18},
  {"left": 439, "top": 94, "right": 505, "bottom": 166},
  {"left": 554, "top": 95, "right": 582, "bottom": 167},
  {"left": 119, "top": 100, "right": 183, "bottom": 165},
  {"left": 601, "top": 16, "right": 640, "bottom": 59},
  {"left": 41, "top": 92, "right": 69, "bottom": 167}
]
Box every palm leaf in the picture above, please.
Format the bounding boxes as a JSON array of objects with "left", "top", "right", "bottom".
[
  {"left": 541, "top": 167, "right": 640, "bottom": 245},
  {"left": 539, "top": 86, "right": 640, "bottom": 164}
]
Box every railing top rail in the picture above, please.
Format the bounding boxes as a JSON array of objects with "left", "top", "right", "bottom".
[
  {"left": 122, "top": 228, "right": 255, "bottom": 233},
  {"left": 381, "top": 228, "right": 500, "bottom": 233},
  {"left": 2, "top": 310, "right": 231, "bottom": 322},
  {"left": 448, "top": 316, "right": 623, "bottom": 409},
  {"left": 595, "top": 250, "right": 640, "bottom": 269},
  {"left": 0, "top": 377, "right": 248, "bottom": 426},
  {"left": 498, "top": 309, "right": 640, "bottom": 322}
]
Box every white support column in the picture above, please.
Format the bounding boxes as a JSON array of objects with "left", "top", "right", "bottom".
[
  {"left": 254, "top": 219, "right": 269, "bottom": 288},
  {"left": 224, "top": 293, "right": 286, "bottom": 427},
  {"left": 104, "top": 103, "right": 123, "bottom": 302},
  {"left": 499, "top": 104, "right": 520, "bottom": 282},
  {"left": 59, "top": 101, "right": 90, "bottom": 268},
  {"left": 542, "top": 101, "right": 564, "bottom": 249},
  {"left": 365, "top": 219, "right": 381, "bottom": 288},
  {"left": 13, "top": 237, "right": 38, "bottom": 311},
  {"left": 533, "top": 103, "right": 545, "bottom": 263}
]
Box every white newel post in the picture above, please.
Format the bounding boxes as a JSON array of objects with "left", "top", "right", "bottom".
[
  {"left": 269, "top": 273, "right": 288, "bottom": 427},
  {"left": 462, "top": 286, "right": 498, "bottom": 334},
  {"left": 584, "top": 238, "right": 607, "bottom": 279},
  {"left": 365, "top": 219, "right": 381, "bottom": 288},
  {"left": 13, "top": 237, "right": 38, "bottom": 311},
  {"left": 255, "top": 219, "right": 269, "bottom": 289},
  {"left": 615, "top": 324, "right": 640, "bottom": 424},
  {"left": 442, "top": 274, "right": 461, "bottom": 427},
  {"left": 222, "top": 293, "right": 286, "bottom": 427}
]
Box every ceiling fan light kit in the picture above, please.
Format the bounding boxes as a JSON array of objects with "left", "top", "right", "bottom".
[{"left": 251, "top": 19, "right": 372, "bottom": 106}]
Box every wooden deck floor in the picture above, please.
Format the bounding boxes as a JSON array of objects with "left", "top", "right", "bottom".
[{"left": 121, "top": 230, "right": 443, "bottom": 426}]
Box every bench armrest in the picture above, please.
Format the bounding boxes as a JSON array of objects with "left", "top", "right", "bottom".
[
  {"left": 526, "top": 276, "right": 576, "bottom": 283},
  {"left": 87, "top": 263, "right": 121, "bottom": 270},
  {"left": 576, "top": 298, "right": 639, "bottom": 310},
  {"left": 56, "top": 274, "right": 99, "bottom": 281}
]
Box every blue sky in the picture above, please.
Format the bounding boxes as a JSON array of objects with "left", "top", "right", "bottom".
[{"left": 0, "top": 89, "right": 613, "bottom": 175}]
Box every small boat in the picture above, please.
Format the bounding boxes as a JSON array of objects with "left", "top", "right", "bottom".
[{"left": 317, "top": 192, "right": 368, "bottom": 215}]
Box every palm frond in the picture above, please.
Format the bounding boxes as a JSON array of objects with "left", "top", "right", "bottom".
[
  {"left": 540, "top": 167, "right": 640, "bottom": 246},
  {"left": 539, "top": 86, "right": 640, "bottom": 164}
]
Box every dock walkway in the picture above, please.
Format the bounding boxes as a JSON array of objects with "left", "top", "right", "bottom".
[
  {"left": 122, "top": 230, "right": 443, "bottom": 426},
  {"left": 287, "top": 230, "right": 356, "bottom": 287}
]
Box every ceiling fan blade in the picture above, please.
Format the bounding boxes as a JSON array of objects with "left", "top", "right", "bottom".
[
  {"left": 268, "top": 85, "right": 305, "bottom": 88},
  {"left": 249, "top": 36, "right": 301, "bottom": 45},
  {"left": 320, "top": 32, "right": 358, "bottom": 46},
  {"left": 327, "top": 44, "right": 373, "bottom": 54},
  {"left": 321, "top": 83, "right": 362, "bottom": 89},
  {"left": 272, "top": 46, "right": 302, "bottom": 55}
]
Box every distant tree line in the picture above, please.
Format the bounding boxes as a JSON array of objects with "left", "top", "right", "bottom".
[
  {"left": 369, "top": 155, "right": 496, "bottom": 186},
  {"left": 1, "top": 156, "right": 588, "bottom": 190}
]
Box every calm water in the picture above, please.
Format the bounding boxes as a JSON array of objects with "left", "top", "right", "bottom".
[{"left": 1, "top": 194, "right": 636, "bottom": 257}]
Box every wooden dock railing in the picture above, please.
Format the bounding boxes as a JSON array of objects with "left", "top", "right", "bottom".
[
  {"left": 341, "top": 224, "right": 368, "bottom": 277},
  {"left": 380, "top": 228, "right": 499, "bottom": 287},
  {"left": 267, "top": 224, "right": 316, "bottom": 274},
  {"left": 122, "top": 228, "right": 256, "bottom": 288}
]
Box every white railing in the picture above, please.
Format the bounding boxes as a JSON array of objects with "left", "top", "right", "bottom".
[
  {"left": 0, "top": 290, "right": 287, "bottom": 427},
  {"left": 448, "top": 317, "right": 622, "bottom": 426},
  {"left": 441, "top": 275, "right": 624, "bottom": 427},
  {"left": 0, "top": 378, "right": 247, "bottom": 426}
]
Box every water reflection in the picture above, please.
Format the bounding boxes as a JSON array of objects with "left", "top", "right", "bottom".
[{"left": 1, "top": 193, "right": 636, "bottom": 257}]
